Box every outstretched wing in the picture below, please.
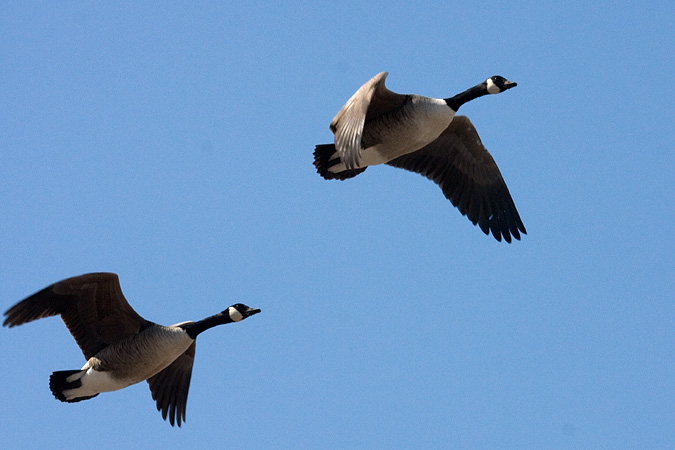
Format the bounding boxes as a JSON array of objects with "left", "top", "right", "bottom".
[
  {"left": 330, "top": 72, "right": 406, "bottom": 170},
  {"left": 386, "top": 116, "right": 526, "bottom": 243},
  {"left": 3, "top": 273, "right": 148, "bottom": 359},
  {"left": 147, "top": 342, "right": 196, "bottom": 427}
]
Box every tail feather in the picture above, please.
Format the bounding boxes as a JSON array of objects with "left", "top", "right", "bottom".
[
  {"left": 49, "top": 370, "right": 98, "bottom": 403},
  {"left": 313, "top": 144, "right": 366, "bottom": 180}
]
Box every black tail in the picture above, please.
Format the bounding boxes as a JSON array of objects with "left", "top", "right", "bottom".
[
  {"left": 49, "top": 370, "right": 98, "bottom": 403},
  {"left": 313, "top": 144, "right": 367, "bottom": 180}
]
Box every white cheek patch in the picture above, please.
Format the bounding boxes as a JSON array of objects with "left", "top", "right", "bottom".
[
  {"left": 486, "top": 78, "right": 500, "bottom": 94},
  {"left": 228, "top": 307, "right": 244, "bottom": 322}
]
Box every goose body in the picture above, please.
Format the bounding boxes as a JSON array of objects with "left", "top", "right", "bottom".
[
  {"left": 3, "top": 272, "right": 261, "bottom": 426},
  {"left": 314, "top": 72, "right": 526, "bottom": 243},
  {"left": 64, "top": 324, "right": 194, "bottom": 400}
]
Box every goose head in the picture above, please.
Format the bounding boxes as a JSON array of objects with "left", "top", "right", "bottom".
[
  {"left": 485, "top": 76, "right": 517, "bottom": 94},
  {"left": 226, "top": 303, "right": 262, "bottom": 322}
]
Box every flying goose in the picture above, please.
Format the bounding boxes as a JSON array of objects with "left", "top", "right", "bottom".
[
  {"left": 3, "top": 272, "right": 261, "bottom": 427},
  {"left": 313, "top": 72, "right": 526, "bottom": 243}
]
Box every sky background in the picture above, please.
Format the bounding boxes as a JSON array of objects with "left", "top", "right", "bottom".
[{"left": 1, "top": 2, "right": 673, "bottom": 449}]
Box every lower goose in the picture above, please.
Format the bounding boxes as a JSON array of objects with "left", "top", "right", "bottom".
[
  {"left": 3, "top": 272, "right": 261, "bottom": 426},
  {"left": 313, "top": 72, "right": 526, "bottom": 243}
]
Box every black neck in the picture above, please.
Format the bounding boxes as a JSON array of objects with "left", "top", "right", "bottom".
[
  {"left": 444, "top": 83, "right": 489, "bottom": 112},
  {"left": 182, "top": 312, "right": 233, "bottom": 340}
]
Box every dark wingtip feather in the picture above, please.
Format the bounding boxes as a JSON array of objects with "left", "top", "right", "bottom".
[{"left": 3, "top": 287, "right": 62, "bottom": 327}]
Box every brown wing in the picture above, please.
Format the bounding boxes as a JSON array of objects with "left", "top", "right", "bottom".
[
  {"left": 386, "top": 115, "right": 526, "bottom": 243},
  {"left": 147, "top": 342, "right": 196, "bottom": 427},
  {"left": 3, "top": 273, "right": 148, "bottom": 359},
  {"left": 330, "top": 72, "right": 407, "bottom": 170}
]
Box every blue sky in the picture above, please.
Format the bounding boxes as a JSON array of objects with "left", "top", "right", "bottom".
[{"left": 1, "top": 2, "right": 673, "bottom": 448}]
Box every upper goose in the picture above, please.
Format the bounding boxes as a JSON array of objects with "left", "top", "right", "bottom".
[
  {"left": 3, "top": 272, "right": 261, "bottom": 427},
  {"left": 313, "top": 72, "right": 526, "bottom": 243}
]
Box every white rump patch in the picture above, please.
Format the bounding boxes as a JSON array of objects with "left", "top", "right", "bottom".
[{"left": 64, "top": 366, "right": 129, "bottom": 400}]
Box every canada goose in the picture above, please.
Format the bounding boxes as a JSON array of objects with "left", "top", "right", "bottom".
[
  {"left": 2, "top": 272, "right": 261, "bottom": 427},
  {"left": 313, "top": 72, "right": 526, "bottom": 243}
]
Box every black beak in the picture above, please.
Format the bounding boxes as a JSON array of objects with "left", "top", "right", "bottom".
[
  {"left": 245, "top": 307, "right": 261, "bottom": 317},
  {"left": 503, "top": 80, "right": 517, "bottom": 89}
]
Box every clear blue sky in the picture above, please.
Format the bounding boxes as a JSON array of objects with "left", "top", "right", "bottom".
[{"left": 1, "top": 2, "right": 673, "bottom": 449}]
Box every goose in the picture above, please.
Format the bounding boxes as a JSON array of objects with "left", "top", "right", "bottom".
[
  {"left": 2, "top": 272, "right": 261, "bottom": 426},
  {"left": 313, "top": 72, "right": 527, "bottom": 243}
]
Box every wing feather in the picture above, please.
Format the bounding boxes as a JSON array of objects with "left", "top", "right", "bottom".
[
  {"left": 386, "top": 116, "right": 526, "bottom": 242},
  {"left": 330, "top": 72, "right": 407, "bottom": 169},
  {"left": 147, "top": 342, "right": 196, "bottom": 427},
  {"left": 3, "top": 273, "right": 148, "bottom": 359}
]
